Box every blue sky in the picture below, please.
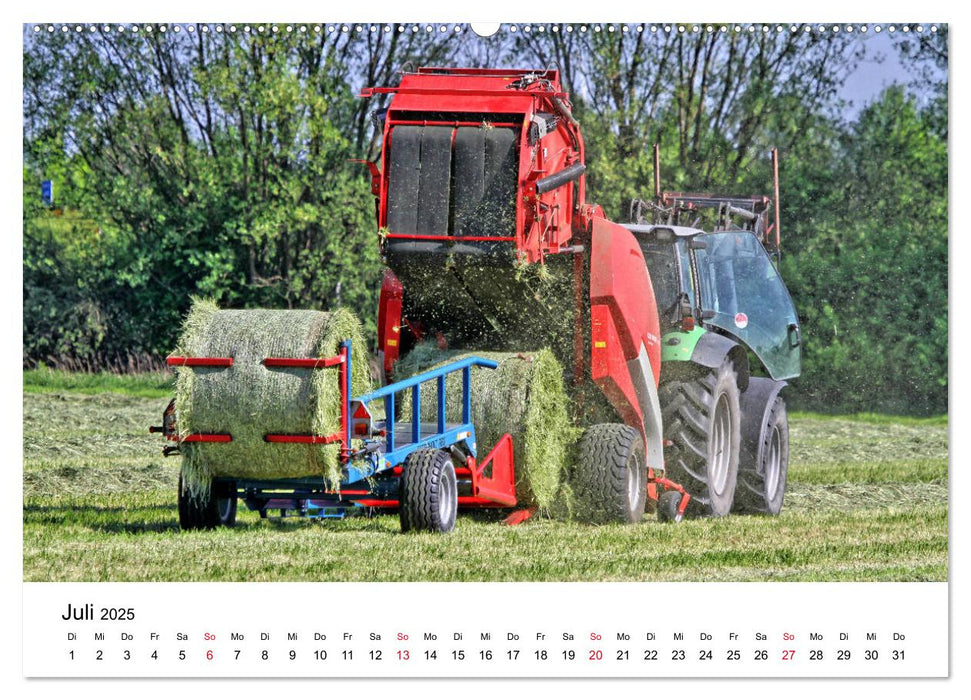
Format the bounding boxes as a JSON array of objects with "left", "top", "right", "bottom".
[{"left": 841, "top": 31, "right": 945, "bottom": 117}]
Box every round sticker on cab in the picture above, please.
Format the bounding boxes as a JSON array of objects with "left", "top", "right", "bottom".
[{"left": 734, "top": 312, "right": 749, "bottom": 329}]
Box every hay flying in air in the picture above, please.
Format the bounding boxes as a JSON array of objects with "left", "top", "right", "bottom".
[
  {"left": 173, "top": 299, "right": 371, "bottom": 498},
  {"left": 397, "top": 343, "right": 578, "bottom": 511}
]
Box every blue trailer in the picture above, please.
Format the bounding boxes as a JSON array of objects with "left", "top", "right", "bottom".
[{"left": 153, "top": 340, "right": 518, "bottom": 533}]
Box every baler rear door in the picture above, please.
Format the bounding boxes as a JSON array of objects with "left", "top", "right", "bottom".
[{"left": 383, "top": 123, "right": 575, "bottom": 356}]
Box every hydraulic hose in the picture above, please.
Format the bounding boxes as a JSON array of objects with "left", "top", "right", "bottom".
[{"left": 535, "top": 163, "right": 587, "bottom": 195}]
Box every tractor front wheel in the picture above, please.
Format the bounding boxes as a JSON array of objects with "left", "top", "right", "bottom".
[
  {"left": 400, "top": 449, "right": 458, "bottom": 533},
  {"left": 178, "top": 471, "right": 237, "bottom": 530},
  {"left": 573, "top": 423, "right": 648, "bottom": 524},
  {"left": 659, "top": 357, "right": 741, "bottom": 516}
]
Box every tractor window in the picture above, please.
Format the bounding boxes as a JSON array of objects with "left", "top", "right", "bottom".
[
  {"left": 640, "top": 240, "right": 681, "bottom": 327},
  {"left": 694, "top": 244, "right": 717, "bottom": 316},
  {"left": 676, "top": 239, "right": 696, "bottom": 310},
  {"left": 693, "top": 231, "right": 801, "bottom": 380}
]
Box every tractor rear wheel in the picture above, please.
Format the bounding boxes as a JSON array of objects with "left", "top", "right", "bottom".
[
  {"left": 399, "top": 449, "right": 458, "bottom": 533},
  {"left": 178, "top": 471, "right": 237, "bottom": 530},
  {"left": 659, "top": 357, "right": 741, "bottom": 516},
  {"left": 735, "top": 397, "right": 789, "bottom": 514},
  {"left": 573, "top": 423, "right": 647, "bottom": 524}
]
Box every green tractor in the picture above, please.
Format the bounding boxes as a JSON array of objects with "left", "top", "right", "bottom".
[{"left": 628, "top": 154, "right": 802, "bottom": 519}]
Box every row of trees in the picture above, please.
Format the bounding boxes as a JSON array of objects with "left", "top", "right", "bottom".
[{"left": 23, "top": 24, "right": 947, "bottom": 413}]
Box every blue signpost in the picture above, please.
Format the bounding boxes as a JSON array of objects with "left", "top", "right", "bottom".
[{"left": 41, "top": 180, "right": 53, "bottom": 206}]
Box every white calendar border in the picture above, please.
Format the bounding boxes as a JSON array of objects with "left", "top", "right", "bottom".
[{"left": 5, "top": 0, "right": 962, "bottom": 695}]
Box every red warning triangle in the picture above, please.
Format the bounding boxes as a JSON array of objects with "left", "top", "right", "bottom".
[{"left": 353, "top": 403, "right": 371, "bottom": 419}]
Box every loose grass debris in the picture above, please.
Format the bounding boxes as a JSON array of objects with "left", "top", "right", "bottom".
[
  {"left": 784, "top": 481, "right": 946, "bottom": 512},
  {"left": 173, "top": 299, "right": 372, "bottom": 497},
  {"left": 397, "top": 343, "right": 578, "bottom": 511}
]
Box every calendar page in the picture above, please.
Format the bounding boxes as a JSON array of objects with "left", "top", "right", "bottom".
[
  {"left": 23, "top": 582, "right": 948, "bottom": 677},
  {"left": 16, "top": 4, "right": 956, "bottom": 693}
]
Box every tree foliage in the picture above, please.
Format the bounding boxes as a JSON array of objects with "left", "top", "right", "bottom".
[
  {"left": 24, "top": 26, "right": 460, "bottom": 365},
  {"left": 512, "top": 25, "right": 863, "bottom": 217},
  {"left": 780, "top": 86, "right": 947, "bottom": 413},
  {"left": 23, "top": 24, "right": 947, "bottom": 414}
]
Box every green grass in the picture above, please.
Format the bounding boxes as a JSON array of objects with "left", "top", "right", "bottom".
[
  {"left": 788, "top": 413, "right": 948, "bottom": 484},
  {"left": 22, "top": 382, "right": 949, "bottom": 582},
  {"left": 23, "top": 491, "right": 946, "bottom": 582},
  {"left": 24, "top": 368, "right": 174, "bottom": 398},
  {"left": 790, "top": 410, "right": 948, "bottom": 428}
]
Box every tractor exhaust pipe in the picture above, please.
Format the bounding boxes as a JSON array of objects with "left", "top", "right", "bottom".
[
  {"left": 535, "top": 163, "right": 586, "bottom": 195},
  {"left": 727, "top": 204, "right": 758, "bottom": 221},
  {"left": 772, "top": 147, "right": 781, "bottom": 252},
  {"left": 654, "top": 143, "right": 661, "bottom": 199}
]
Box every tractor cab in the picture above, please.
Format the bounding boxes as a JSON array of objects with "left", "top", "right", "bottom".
[
  {"left": 627, "top": 224, "right": 801, "bottom": 381},
  {"left": 691, "top": 229, "right": 801, "bottom": 380},
  {"left": 627, "top": 145, "right": 801, "bottom": 381}
]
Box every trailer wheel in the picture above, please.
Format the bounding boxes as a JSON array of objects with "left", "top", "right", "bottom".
[
  {"left": 735, "top": 397, "right": 789, "bottom": 515},
  {"left": 573, "top": 423, "right": 647, "bottom": 524},
  {"left": 399, "top": 449, "right": 457, "bottom": 533},
  {"left": 659, "top": 357, "right": 741, "bottom": 516},
  {"left": 178, "top": 471, "right": 237, "bottom": 530}
]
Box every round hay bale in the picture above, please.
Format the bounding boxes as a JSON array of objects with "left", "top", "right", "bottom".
[
  {"left": 396, "top": 343, "right": 577, "bottom": 511},
  {"left": 173, "top": 299, "right": 372, "bottom": 497}
]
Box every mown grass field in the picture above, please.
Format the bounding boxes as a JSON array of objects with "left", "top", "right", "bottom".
[{"left": 22, "top": 372, "right": 948, "bottom": 582}]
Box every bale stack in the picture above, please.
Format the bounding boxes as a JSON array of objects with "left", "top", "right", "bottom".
[
  {"left": 396, "top": 343, "right": 577, "bottom": 511},
  {"left": 173, "top": 299, "right": 372, "bottom": 498}
]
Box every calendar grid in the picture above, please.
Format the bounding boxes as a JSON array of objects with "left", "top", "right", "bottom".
[{"left": 23, "top": 582, "right": 948, "bottom": 678}]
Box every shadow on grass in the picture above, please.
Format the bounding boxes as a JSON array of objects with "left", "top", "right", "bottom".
[
  {"left": 96, "top": 520, "right": 182, "bottom": 534},
  {"left": 24, "top": 503, "right": 181, "bottom": 533},
  {"left": 23, "top": 502, "right": 404, "bottom": 536},
  {"left": 460, "top": 507, "right": 513, "bottom": 524}
]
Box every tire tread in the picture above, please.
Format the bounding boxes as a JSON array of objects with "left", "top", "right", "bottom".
[
  {"left": 178, "top": 469, "right": 236, "bottom": 530},
  {"left": 735, "top": 397, "right": 789, "bottom": 515},
  {"left": 400, "top": 449, "right": 456, "bottom": 533},
  {"left": 573, "top": 423, "right": 646, "bottom": 524},
  {"left": 659, "top": 358, "right": 740, "bottom": 516}
]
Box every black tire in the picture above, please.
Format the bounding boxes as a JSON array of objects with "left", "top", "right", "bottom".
[
  {"left": 735, "top": 397, "right": 789, "bottom": 515},
  {"left": 178, "top": 471, "right": 237, "bottom": 530},
  {"left": 659, "top": 357, "right": 741, "bottom": 516},
  {"left": 573, "top": 423, "right": 647, "bottom": 524},
  {"left": 399, "top": 449, "right": 457, "bottom": 533},
  {"left": 657, "top": 490, "right": 684, "bottom": 523}
]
